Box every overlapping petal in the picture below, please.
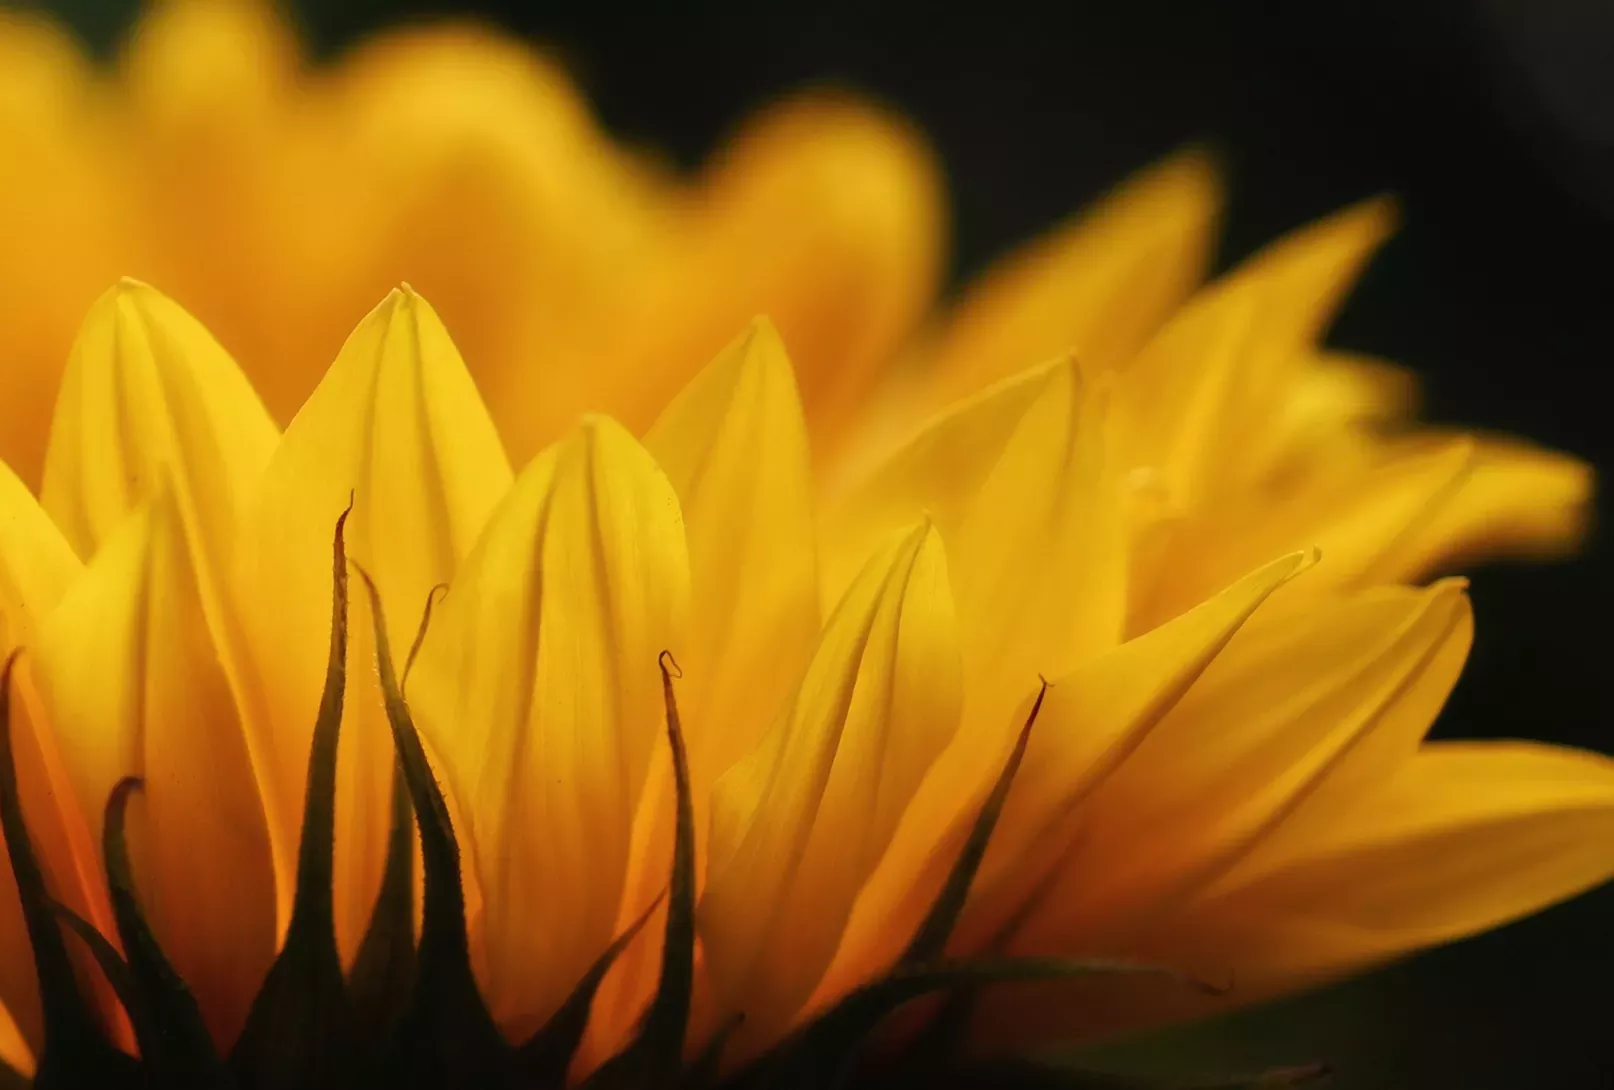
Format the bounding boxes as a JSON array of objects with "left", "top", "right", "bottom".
[
  {"left": 236, "top": 286, "right": 510, "bottom": 957},
  {"left": 408, "top": 417, "right": 689, "bottom": 1040},
  {"left": 34, "top": 484, "right": 276, "bottom": 1049},
  {"left": 700, "top": 520, "right": 960, "bottom": 1053}
]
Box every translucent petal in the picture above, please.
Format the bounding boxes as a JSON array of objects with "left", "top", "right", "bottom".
[
  {"left": 237, "top": 286, "right": 510, "bottom": 960},
  {"left": 612, "top": 93, "right": 944, "bottom": 453},
  {"left": 408, "top": 417, "right": 688, "bottom": 1040},
  {"left": 0, "top": 11, "right": 116, "bottom": 488},
  {"left": 700, "top": 522, "right": 960, "bottom": 1052},
  {"left": 0, "top": 462, "right": 108, "bottom": 1055},
  {"left": 1012, "top": 580, "right": 1472, "bottom": 949},
  {"left": 814, "top": 550, "right": 1309, "bottom": 1011},
  {"left": 40, "top": 279, "right": 277, "bottom": 563},
  {"left": 34, "top": 486, "right": 277, "bottom": 1050},
  {"left": 589, "top": 320, "right": 820, "bottom": 1057},
  {"left": 923, "top": 148, "right": 1223, "bottom": 407},
  {"left": 1115, "top": 198, "right": 1398, "bottom": 505}
]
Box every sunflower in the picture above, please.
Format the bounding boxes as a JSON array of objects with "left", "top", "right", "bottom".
[{"left": 0, "top": 2, "right": 1609, "bottom": 1089}]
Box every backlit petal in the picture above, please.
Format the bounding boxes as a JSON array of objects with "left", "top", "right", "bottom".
[
  {"left": 701, "top": 522, "right": 960, "bottom": 1051},
  {"left": 1115, "top": 198, "right": 1398, "bottom": 504},
  {"left": 409, "top": 417, "right": 688, "bottom": 1040},
  {"left": 40, "top": 279, "right": 277, "bottom": 563},
  {"left": 1210, "top": 741, "right": 1614, "bottom": 975},
  {"left": 819, "top": 550, "right": 1309, "bottom": 1004},
  {"left": 0, "top": 462, "right": 108, "bottom": 1054},
  {"left": 589, "top": 320, "right": 820, "bottom": 1056},
  {"left": 623, "top": 93, "right": 944, "bottom": 452},
  {"left": 237, "top": 286, "right": 511, "bottom": 958},
  {"left": 1374, "top": 436, "right": 1593, "bottom": 577},
  {"left": 1011, "top": 580, "right": 1472, "bottom": 951},
  {"left": 34, "top": 486, "right": 277, "bottom": 1050},
  {"left": 923, "top": 148, "right": 1223, "bottom": 408},
  {"left": 0, "top": 11, "right": 117, "bottom": 488},
  {"left": 1131, "top": 439, "right": 1475, "bottom": 631}
]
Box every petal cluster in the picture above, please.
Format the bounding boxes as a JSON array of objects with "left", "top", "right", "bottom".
[{"left": 0, "top": 3, "right": 1604, "bottom": 1085}]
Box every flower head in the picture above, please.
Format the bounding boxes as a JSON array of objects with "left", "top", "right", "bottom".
[{"left": 0, "top": 2, "right": 1607, "bottom": 1088}]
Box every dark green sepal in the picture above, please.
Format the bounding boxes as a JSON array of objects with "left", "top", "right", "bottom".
[
  {"left": 517, "top": 891, "right": 664, "bottom": 1088},
  {"left": 51, "top": 900, "right": 155, "bottom": 1057},
  {"left": 886, "top": 679, "right": 1050, "bottom": 1077},
  {"left": 678, "top": 1014, "right": 742, "bottom": 1090},
  {"left": 0, "top": 650, "right": 140, "bottom": 1089},
  {"left": 358, "top": 567, "right": 516, "bottom": 1089},
  {"left": 348, "top": 580, "right": 441, "bottom": 1046},
  {"left": 103, "top": 777, "right": 235, "bottom": 1087},
  {"left": 730, "top": 958, "right": 1223, "bottom": 1090},
  {"left": 347, "top": 757, "right": 416, "bottom": 1047},
  {"left": 585, "top": 652, "right": 697, "bottom": 1090},
  {"left": 232, "top": 501, "right": 367, "bottom": 1090},
  {"left": 902, "top": 678, "right": 1048, "bottom": 966}
]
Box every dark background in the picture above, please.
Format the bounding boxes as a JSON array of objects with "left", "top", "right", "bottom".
[{"left": 33, "top": 0, "right": 1614, "bottom": 1086}]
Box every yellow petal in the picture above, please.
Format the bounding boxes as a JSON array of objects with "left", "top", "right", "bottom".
[
  {"left": 1211, "top": 741, "right": 1614, "bottom": 975},
  {"left": 0, "top": 461, "right": 110, "bottom": 1055},
  {"left": 951, "top": 362, "right": 1126, "bottom": 690},
  {"left": 1115, "top": 198, "right": 1398, "bottom": 504},
  {"left": 408, "top": 417, "right": 688, "bottom": 1039},
  {"left": 983, "top": 741, "right": 1614, "bottom": 1051},
  {"left": 923, "top": 148, "right": 1223, "bottom": 408},
  {"left": 0, "top": 996, "right": 30, "bottom": 1077},
  {"left": 643, "top": 318, "right": 821, "bottom": 778},
  {"left": 823, "top": 359, "right": 1064, "bottom": 595},
  {"left": 114, "top": 0, "right": 330, "bottom": 425},
  {"left": 812, "top": 545, "right": 1312, "bottom": 1014},
  {"left": 587, "top": 320, "right": 821, "bottom": 1056},
  {"left": 1374, "top": 435, "right": 1593, "bottom": 577},
  {"left": 40, "top": 279, "right": 277, "bottom": 564},
  {"left": 34, "top": 485, "right": 277, "bottom": 1050},
  {"left": 236, "top": 286, "right": 511, "bottom": 956},
  {"left": 331, "top": 26, "right": 669, "bottom": 463},
  {"left": 832, "top": 359, "right": 1125, "bottom": 714},
  {"left": 700, "top": 522, "right": 960, "bottom": 1051},
  {"left": 1130, "top": 438, "right": 1475, "bottom": 631},
  {"left": 0, "top": 11, "right": 118, "bottom": 489},
  {"left": 1011, "top": 580, "right": 1471, "bottom": 951},
  {"left": 622, "top": 92, "right": 944, "bottom": 452}
]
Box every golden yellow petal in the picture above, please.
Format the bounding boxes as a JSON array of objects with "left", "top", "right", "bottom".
[
  {"left": 831, "top": 359, "right": 1124, "bottom": 712},
  {"left": 236, "top": 286, "right": 511, "bottom": 958},
  {"left": 34, "top": 485, "right": 277, "bottom": 1050},
  {"left": 1115, "top": 198, "right": 1398, "bottom": 505},
  {"left": 587, "top": 320, "right": 822, "bottom": 1057},
  {"left": 331, "top": 25, "right": 670, "bottom": 465},
  {"left": 643, "top": 318, "right": 821, "bottom": 779},
  {"left": 981, "top": 741, "right": 1614, "bottom": 1051},
  {"left": 0, "top": 996, "right": 30, "bottom": 1077},
  {"left": 822, "top": 359, "right": 1064, "bottom": 595},
  {"left": 0, "top": 462, "right": 111, "bottom": 1056},
  {"left": 113, "top": 0, "right": 332, "bottom": 423},
  {"left": 624, "top": 92, "right": 945, "bottom": 453},
  {"left": 1214, "top": 741, "right": 1614, "bottom": 974},
  {"left": 922, "top": 148, "right": 1223, "bottom": 409},
  {"left": 950, "top": 361, "right": 1125, "bottom": 690},
  {"left": 0, "top": 11, "right": 117, "bottom": 489},
  {"left": 700, "top": 522, "right": 960, "bottom": 1052},
  {"left": 1130, "top": 438, "right": 1475, "bottom": 631},
  {"left": 1373, "top": 435, "right": 1594, "bottom": 578},
  {"left": 812, "top": 549, "right": 1309, "bottom": 1015},
  {"left": 41, "top": 279, "right": 278, "bottom": 563},
  {"left": 408, "top": 417, "right": 688, "bottom": 1040},
  {"left": 1010, "top": 580, "right": 1471, "bottom": 951}
]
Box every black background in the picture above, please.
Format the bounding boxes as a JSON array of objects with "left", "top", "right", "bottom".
[{"left": 33, "top": 0, "right": 1614, "bottom": 1085}]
